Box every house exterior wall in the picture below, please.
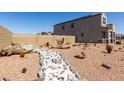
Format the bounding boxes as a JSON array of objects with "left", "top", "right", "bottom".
[
  {"left": 0, "top": 25, "right": 12, "bottom": 49},
  {"left": 54, "top": 13, "right": 115, "bottom": 43}
]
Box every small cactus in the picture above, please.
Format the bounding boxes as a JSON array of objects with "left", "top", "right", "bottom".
[
  {"left": 94, "top": 43, "right": 97, "bottom": 46},
  {"left": 56, "top": 38, "right": 64, "bottom": 45},
  {"left": 22, "top": 68, "right": 27, "bottom": 73},
  {"left": 45, "top": 42, "right": 50, "bottom": 47},
  {"left": 56, "top": 38, "right": 65, "bottom": 49},
  {"left": 106, "top": 44, "right": 113, "bottom": 54},
  {"left": 19, "top": 49, "right": 25, "bottom": 57}
]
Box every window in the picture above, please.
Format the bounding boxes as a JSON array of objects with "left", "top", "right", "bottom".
[
  {"left": 62, "top": 25, "right": 64, "bottom": 29},
  {"left": 103, "top": 17, "right": 107, "bottom": 24},
  {"left": 102, "top": 31, "right": 106, "bottom": 38},
  {"left": 81, "top": 33, "right": 84, "bottom": 37},
  {"left": 71, "top": 23, "right": 74, "bottom": 28}
]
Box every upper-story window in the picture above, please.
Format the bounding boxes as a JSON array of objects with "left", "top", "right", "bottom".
[
  {"left": 62, "top": 25, "right": 65, "bottom": 29},
  {"left": 81, "top": 33, "right": 84, "bottom": 37},
  {"left": 103, "top": 17, "right": 107, "bottom": 24},
  {"left": 71, "top": 23, "right": 74, "bottom": 28}
]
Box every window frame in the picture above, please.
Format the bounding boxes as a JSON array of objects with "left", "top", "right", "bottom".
[
  {"left": 101, "top": 31, "right": 106, "bottom": 39},
  {"left": 81, "top": 33, "right": 84, "bottom": 37},
  {"left": 62, "top": 25, "right": 65, "bottom": 29},
  {"left": 103, "top": 17, "right": 107, "bottom": 25},
  {"left": 71, "top": 23, "right": 74, "bottom": 28}
]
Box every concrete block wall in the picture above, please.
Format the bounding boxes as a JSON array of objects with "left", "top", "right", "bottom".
[
  {"left": 12, "top": 34, "right": 75, "bottom": 46},
  {"left": 0, "top": 26, "right": 75, "bottom": 49},
  {"left": 0, "top": 26, "right": 12, "bottom": 49}
]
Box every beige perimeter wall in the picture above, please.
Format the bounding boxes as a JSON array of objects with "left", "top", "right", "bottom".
[
  {"left": 0, "top": 26, "right": 12, "bottom": 49},
  {"left": 12, "top": 34, "right": 75, "bottom": 46}
]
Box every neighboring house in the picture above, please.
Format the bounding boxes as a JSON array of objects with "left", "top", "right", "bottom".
[
  {"left": 54, "top": 13, "right": 116, "bottom": 43},
  {"left": 0, "top": 25, "right": 12, "bottom": 49}
]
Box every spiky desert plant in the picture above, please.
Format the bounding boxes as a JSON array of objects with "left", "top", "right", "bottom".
[
  {"left": 94, "top": 43, "right": 97, "bottom": 46},
  {"left": 118, "top": 47, "right": 122, "bottom": 50},
  {"left": 45, "top": 42, "right": 50, "bottom": 47},
  {"left": 22, "top": 68, "right": 27, "bottom": 73},
  {"left": 45, "top": 42, "right": 53, "bottom": 49},
  {"left": 56, "top": 38, "right": 65, "bottom": 48},
  {"left": 56, "top": 38, "right": 64, "bottom": 45},
  {"left": 81, "top": 52, "right": 86, "bottom": 58},
  {"left": 84, "top": 43, "right": 88, "bottom": 47},
  {"left": 106, "top": 44, "right": 113, "bottom": 54}
]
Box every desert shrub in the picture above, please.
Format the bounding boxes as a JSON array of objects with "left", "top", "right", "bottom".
[
  {"left": 116, "top": 40, "right": 122, "bottom": 45},
  {"left": 66, "top": 42, "right": 70, "bottom": 45},
  {"left": 106, "top": 44, "right": 113, "bottom": 54},
  {"left": 56, "top": 38, "right": 64, "bottom": 48},
  {"left": 19, "top": 49, "right": 25, "bottom": 57},
  {"left": 81, "top": 52, "right": 86, "bottom": 58},
  {"left": 11, "top": 42, "right": 18, "bottom": 45},
  {"left": 3, "top": 77, "right": 10, "bottom": 81},
  {"left": 118, "top": 47, "right": 122, "bottom": 50},
  {"left": 57, "top": 38, "right": 64, "bottom": 45},
  {"left": 74, "top": 52, "right": 86, "bottom": 59},
  {"left": 84, "top": 43, "right": 88, "bottom": 47},
  {"left": 37, "top": 73, "right": 40, "bottom": 78},
  {"left": 39, "top": 45, "right": 43, "bottom": 48},
  {"left": 22, "top": 68, "right": 27, "bottom": 73},
  {"left": 45, "top": 42, "right": 50, "bottom": 47},
  {"left": 0, "top": 45, "right": 32, "bottom": 57},
  {"left": 0, "top": 48, "right": 12, "bottom": 57},
  {"left": 94, "top": 43, "right": 97, "bottom": 46}
]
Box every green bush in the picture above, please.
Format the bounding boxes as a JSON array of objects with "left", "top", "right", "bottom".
[{"left": 116, "top": 40, "right": 122, "bottom": 45}]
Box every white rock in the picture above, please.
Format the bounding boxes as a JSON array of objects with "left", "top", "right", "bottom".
[
  {"left": 23, "top": 44, "right": 81, "bottom": 81},
  {"left": 51, "top": 77, "right": 58, "bottom": 81}
]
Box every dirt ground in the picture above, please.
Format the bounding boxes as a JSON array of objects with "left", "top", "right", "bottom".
[
  {"left": 0, "top": 44, "right": 124, "bottom": 81},
  {"left": 53, "top": 44, "right": 124, "bottom": 81},
  {"left": 0, "top": 53, "right": 40, "bottom": 81}
]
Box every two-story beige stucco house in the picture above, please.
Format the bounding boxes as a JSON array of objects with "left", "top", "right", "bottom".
[{"left": 54, "top": 13, "right": 116, "bottom": 43}]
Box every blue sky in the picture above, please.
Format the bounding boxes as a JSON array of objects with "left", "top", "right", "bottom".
[{"left": 0, "top": 12, "right": 123, "bottom": 34}]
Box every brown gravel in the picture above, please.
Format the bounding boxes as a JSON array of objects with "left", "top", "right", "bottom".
[
  {"left": 53, "top": 44, "right": 124, "bottom": 81},
  {"left": 0, "top": 53, "right": 40, "bottom": 81},
  {"left": 1, "top": 44, "right": 124, "bottom": 81}
]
